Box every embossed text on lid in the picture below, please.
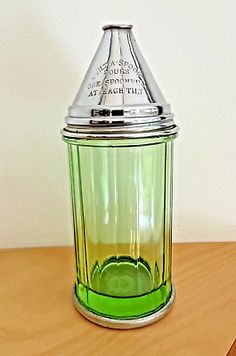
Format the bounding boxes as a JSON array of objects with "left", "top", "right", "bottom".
[{"left": 62, "top": 25, "right": 178, "bottom": 139}]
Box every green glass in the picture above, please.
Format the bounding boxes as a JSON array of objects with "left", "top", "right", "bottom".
[{"left": 65, "top": 134, "right": 176, "bottom": 320}]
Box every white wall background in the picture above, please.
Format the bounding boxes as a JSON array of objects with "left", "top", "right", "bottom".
[{"left": 0, "top": 0, "right": 235, "bottom": 248}]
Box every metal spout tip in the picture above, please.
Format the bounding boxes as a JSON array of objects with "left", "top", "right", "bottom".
[{"left": 102, "top": 24, "right": 133, "bottom": 31}]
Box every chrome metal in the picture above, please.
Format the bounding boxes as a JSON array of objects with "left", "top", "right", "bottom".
[
  {"left": 102, "top": 24, "right": 133, "bottom": 30},
  {"left": 62, "top": 125, "right": 178, "bottom": 140},
  {"left": 62, "top": 24, "right": 178, "bottom": 139},
  {"left": 73, "top": 284, "right": 176, "bottom": 329},
  {"left": 65, "top": 112, "right": 174, "bottom": 126}
]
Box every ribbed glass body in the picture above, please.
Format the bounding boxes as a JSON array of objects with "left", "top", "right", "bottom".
[{"left": 65, "top": 135, "right": 176, "bottom": 320}]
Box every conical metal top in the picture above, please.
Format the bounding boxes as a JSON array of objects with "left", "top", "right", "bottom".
[{"left": 63, "top": 24, "right": 178, "bottom": 139}]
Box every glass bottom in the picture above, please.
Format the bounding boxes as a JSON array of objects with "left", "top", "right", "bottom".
[
  {"left": 75, "top": 256, "right": 172, "bottom": 319},
  {"left": 73, "top": 284, "right": 175, "bottom": 329}
]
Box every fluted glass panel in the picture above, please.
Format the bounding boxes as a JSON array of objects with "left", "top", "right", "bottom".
[{"left": 67, "top": 136, "right": 175, "bottom": 319}]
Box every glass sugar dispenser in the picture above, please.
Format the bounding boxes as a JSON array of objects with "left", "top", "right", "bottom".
[{"left": 62, "top": 24, "right": 179, "bottom": 329}]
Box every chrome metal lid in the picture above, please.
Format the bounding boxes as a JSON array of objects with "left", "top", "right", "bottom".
[{"left": 62, "top": 24, "right": 178, "bottom": 139}]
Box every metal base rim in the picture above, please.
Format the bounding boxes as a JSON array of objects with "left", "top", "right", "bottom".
[{"left": 73, "top": 284, "right": 176, "bottom": 329}]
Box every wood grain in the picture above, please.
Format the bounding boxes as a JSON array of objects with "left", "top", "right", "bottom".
[{"left": 0, "top": 243, "right": 235, "bottom": 356}]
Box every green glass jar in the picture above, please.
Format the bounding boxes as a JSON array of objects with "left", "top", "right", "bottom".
[{"left": 62, "top": 24, "right": 178, "bottom": 328}]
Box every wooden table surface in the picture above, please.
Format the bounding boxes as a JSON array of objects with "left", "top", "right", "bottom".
[{"left": 0, "top": 243, "right": 235, "bottom": 356}]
